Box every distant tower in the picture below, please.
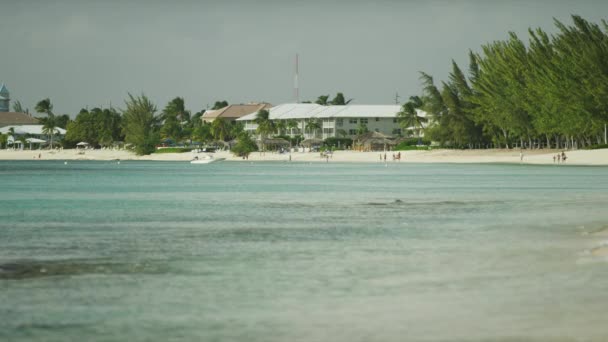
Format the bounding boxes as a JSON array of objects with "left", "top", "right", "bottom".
[
  {"left": 0, "top": 84, "right": 9, "bottom": 112},
  {"left": 294, "top": 54, "right": 300, "bottom": 103}
]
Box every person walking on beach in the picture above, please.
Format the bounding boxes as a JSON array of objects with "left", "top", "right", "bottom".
[
  {"left": 379, "top": 153, "right": 382, "bottom": 161},
  {"left": 557, "top": 153, "right": 561, "bottom": 163},
  {"left": 553, "top": 155, "right": 556, "bottom": 163},
  {"left": 397, "top": 152, "right": 402, "bottom": 161},
  {"left": 383, "top": 153, "right": 387, "bottom": 162},
  {"left": 519, "top": 150, "right": 524, "bottom": 163},
  {"left": 561, "top": 151, "right": 567, "bottom": 163}
]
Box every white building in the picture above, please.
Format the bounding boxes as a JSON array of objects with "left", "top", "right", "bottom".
[{"left": 237, "top": 103, "right": 426, "bottom": 139}]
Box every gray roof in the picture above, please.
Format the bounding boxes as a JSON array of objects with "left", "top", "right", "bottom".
[
  {"left": 237, "top": 103, "right": 426, "bottom": 121},
  {"left": 0, "top": 124, "right": 66, "bottom": 135}
]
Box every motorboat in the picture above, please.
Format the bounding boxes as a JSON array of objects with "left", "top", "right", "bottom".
[{"left": 190, "top": 154, "right": 225, "bottom": 164}]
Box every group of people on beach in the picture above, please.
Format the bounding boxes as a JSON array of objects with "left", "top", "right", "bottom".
[
  {"left": 553, "top": 151, "right": 568, "bottom": 164},
  {"left": 379, "top": 152, "right": 402, "bottom": 162}
]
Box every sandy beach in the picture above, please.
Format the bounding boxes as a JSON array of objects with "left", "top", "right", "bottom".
[{"left": 2, "top": 147, "right": 608, "bottom": 165}]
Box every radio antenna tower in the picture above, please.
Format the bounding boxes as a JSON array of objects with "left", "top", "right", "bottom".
[{"left": 294, "top": 54, "right": 300, "bottom": 103}]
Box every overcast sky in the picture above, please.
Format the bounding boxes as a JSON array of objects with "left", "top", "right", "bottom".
[{"left": 1, "top": 0, "right": 608, "bottom": 115}]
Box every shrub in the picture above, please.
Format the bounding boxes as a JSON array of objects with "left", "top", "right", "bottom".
[
  {"left": 154, "top": 147, "right": 193, "bottom": 153},
  {"left": 585, "top": 144, "right": 608, "bottom": 150},
  {"left": 324, "top": 137, "right": 353, "bottom": 149}
]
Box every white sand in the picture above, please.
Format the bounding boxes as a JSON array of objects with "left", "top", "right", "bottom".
[{"left": 1, "top": 148, "right": 608, "bottom": 165}]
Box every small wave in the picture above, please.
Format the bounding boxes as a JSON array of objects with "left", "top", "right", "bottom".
[{"left": 0, "top": 259, "right": 168, "bottom": 280}]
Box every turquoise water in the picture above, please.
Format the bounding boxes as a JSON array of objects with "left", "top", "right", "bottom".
[{"left": 1, "top": 160, "right": 608, "bottom": 341}]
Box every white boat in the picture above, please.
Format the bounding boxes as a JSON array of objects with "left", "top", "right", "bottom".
[{"left": 190, "top": 154, "right": 225, "bottom": 164}]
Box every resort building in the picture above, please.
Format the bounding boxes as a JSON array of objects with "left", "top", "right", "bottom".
[
  {"left": 0, "top": 83, "right": 40, "bottom": 128},
  {"left": 202, "top": 103, "right": 272, "bottom": 123},
  {"left": 237, "top": 103, "right": 426, "bottom": 139},
  {"left": 0, "top": 125, "right": 66, "bottom": 149}
]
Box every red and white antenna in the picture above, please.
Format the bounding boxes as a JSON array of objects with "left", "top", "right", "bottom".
[{"left": 294, "top": 53, "right": 300, "bottom": 103}]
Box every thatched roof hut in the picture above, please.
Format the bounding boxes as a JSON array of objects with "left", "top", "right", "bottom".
[
  {"left": 355, "top": 131, "right": 396, "bottom": 151},
  {"left": 300, "top": 138, "right": 323, "bottom": 147}
]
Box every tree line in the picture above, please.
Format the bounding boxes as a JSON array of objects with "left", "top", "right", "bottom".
[{"left": 411, "top": 15, "right": 608, "bottom": 149}]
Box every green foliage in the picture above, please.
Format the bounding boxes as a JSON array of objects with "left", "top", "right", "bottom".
[
  {"left": 12, "top": 100, "right": 28, "bottom": 114},
  {"left": 323, "top": 137, "right": 353, "bottom": 149},
  {"left": 330, "top": 92, "right": 352, "bottom": 105},
  {"left": 305, "top": 118, "right": 321, "bottom": 138},
  {"left": 417, "top": 15, "right": 608, "bottom": 149},
  {"left": 193, "top": 122, "right": 213, "bottom": 143},
  {"left": 55, "top": 114, "right": 70, "bottom": 129},
  {"left": 231, "top": 132, "right": 258, "bottom": 157},
  {"left": 210, "top": 118, "right": 231, "bottom": 141},
  {"left": 160, "top": 97, "right": 189, "bottom": 141},
  {"left": 255, "top": 109, "right": 275, "bottom": 150},
  {"left": 356, "top": 123, "right": 369, "bottom": 135},
  {"left": 35, "top": 98, "right": 58, "bottom": 147},
  {"left": 211, "top": 101, "right": 228, "bottom": 110},
  {"left": 584, "top": 144, "right": 608, "bottom": 150},
  {"left": 122, "top": 94, "right": 160, "bottom": 155},
  {"left": 398, "top": 96, "right": 427, "bottom": 137},
  {"left": 65, "top": 108, "right": 122, "bottom": 147},
  {"left": 315, "top": 95, "right": 329, "bottom": 105},
  {"left": 395, "top": 137, "right": 431, "bottom": 147},
  {"left": 312, "top": 93, "right": 353, "bottom": 106},
  {"left": 153, "top": 147, "right": 193, "bottom": 153},
  {"left": 35, "top": 98, "right": 53, "bottom": 116}
]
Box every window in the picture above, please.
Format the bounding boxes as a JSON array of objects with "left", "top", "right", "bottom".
[
  {"left": 375, "top": 117, "right": 380, "bottom": 122},
  {"left": 392, "top": 128, "right": 402, "bottom": 135},
  {"left": 360, "top": 118, "right": 368, "bottom": 124},
  {"left": 393, "top": 118, "right": 398, "bottom": 123},
  {"left": 336, "top": 119, "right": 343, "bottom": 126},
  {"left": 349, "top": 129, "right": 357, "bottom": 135},
  {"left": 323, "top": 128, "right": 334, "bottom": 134},
  {"left": 349, "top": 118, "right": 358, "bottom": 124}
]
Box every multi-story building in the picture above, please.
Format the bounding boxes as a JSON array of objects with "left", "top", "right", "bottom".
[{"left": 237, "top": 103, "right": 426, "bottom": 139}]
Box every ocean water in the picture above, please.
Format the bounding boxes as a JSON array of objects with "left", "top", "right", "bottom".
[{"left": 1, "top": 160, "right": 608, "bottom": 341}]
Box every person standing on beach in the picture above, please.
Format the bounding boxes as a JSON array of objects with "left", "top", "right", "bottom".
[
  {"left": 553, "top": 155, "right": 556, "bottom": 163},
  {"left": 519, "top": 150, "right": 524, "bottom": 163},
  {"left": 561, "top": 151, "right": 567, "bottom": 162},
  {"left": 557, "top": 154, "right": 561, "bottom": 163},
  {"left": 383, "top": 153, "right": 387, "bottom": 162}
]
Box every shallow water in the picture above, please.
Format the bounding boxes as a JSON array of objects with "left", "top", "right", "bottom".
[{"left": 1, "top": 160, "right": 607, "bottom": 341}]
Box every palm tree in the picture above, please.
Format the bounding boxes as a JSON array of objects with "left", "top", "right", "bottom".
[
  {"left": 330, "top": 92, "right": 353, "bottom": 105},
  {"left": 255, "top": 109, "right": 275, "bottom": 152},
  {"left": 210, "top": 117, "right": 230, "bottom": 142},
  {"left": 286, "top": 119, "right": 299, "bottom": 136},
  {"left": 315, "top": 95, "right": 330, "bottom": 106},
  {"left": 13, "top": 100, "right": 29, "bottom": 114},
  {"left": 305, "top": 118, "right": 321, "bottom": 138},
  {"left": 274, "top": 120, "right": 286, "bottom": 136},
  {"left": 398, "top": 96, "right": 428, "bottom": 142},
  {"left": 40, "top": 115, "right": 58, "bottom": 148},
  {"left": 36, "top": 98, "right": 56, "bottom": 148}
]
